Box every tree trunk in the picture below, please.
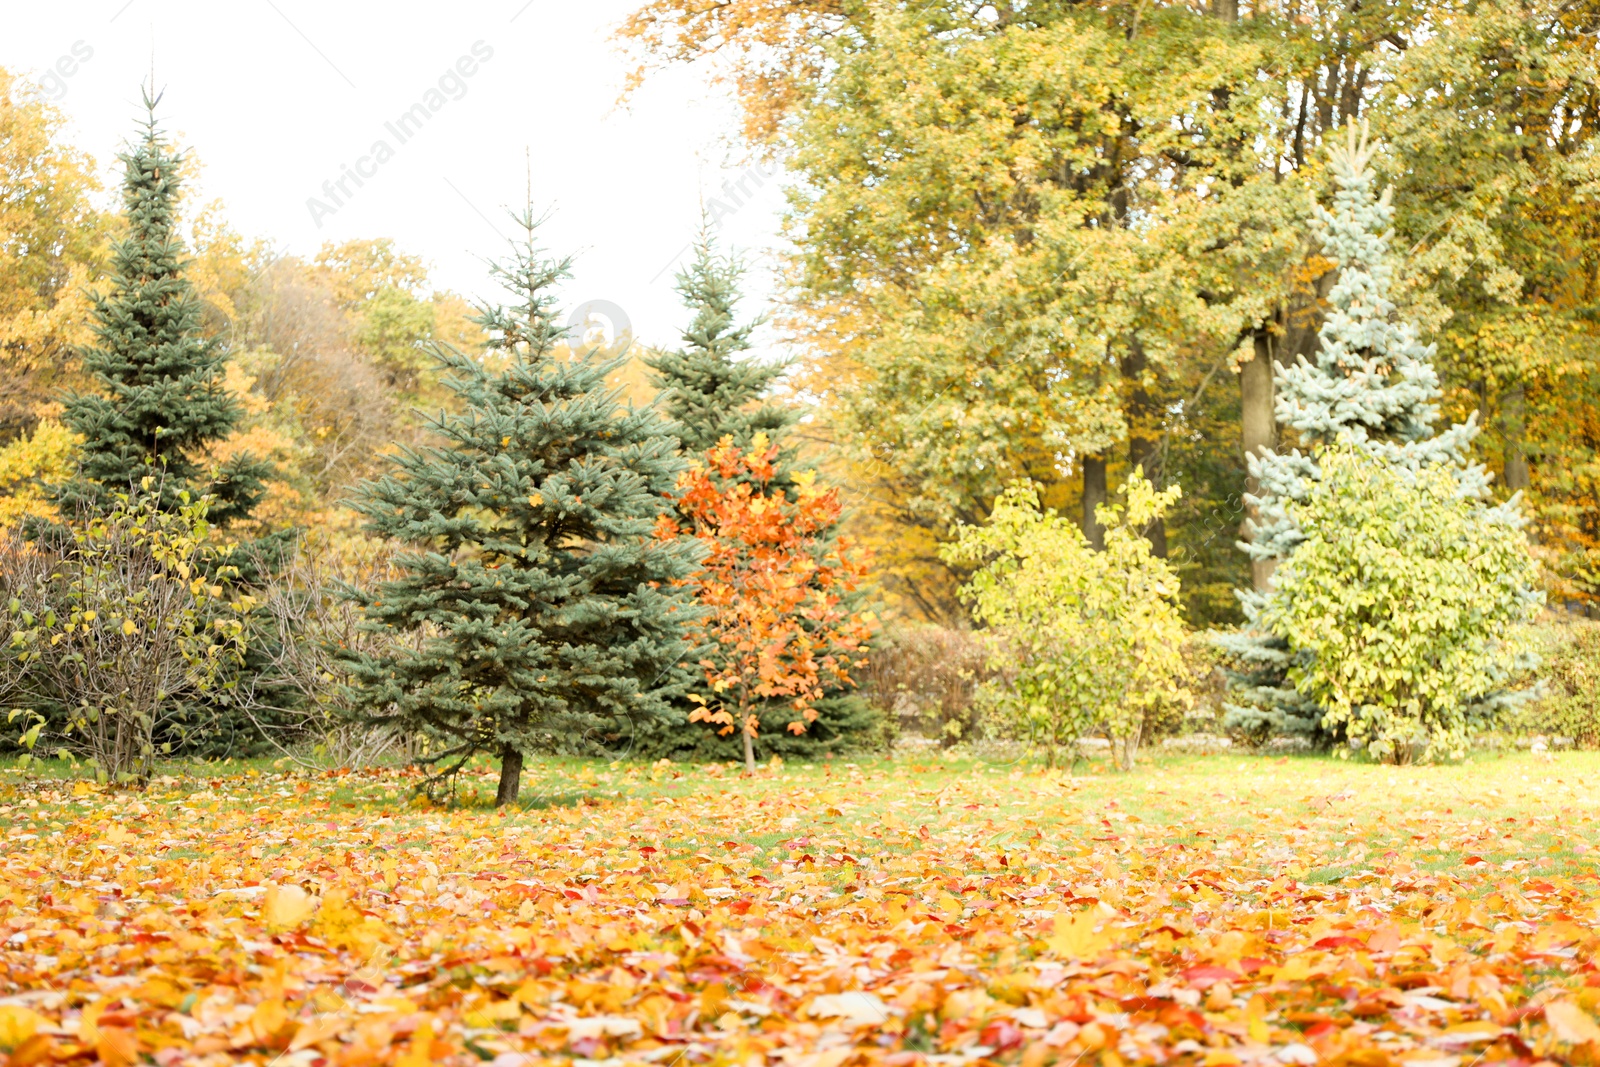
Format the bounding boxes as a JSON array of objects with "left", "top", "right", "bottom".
[
  {"left": 1501, "top": 384, "right": 1530, "bottom": 492},
  {"left": 1240, "top": 328, "right": 1277, "bottom": 592},
  {"left": 1123, "top": 341, "right": 1167, "bottom": 557},
  {"left": 496, "top": 745, "right": 524, "bottom": 807},
  {"left": 1082, "top": 454, "right": 1108, "bottom": 551},
  {"left": 742, "top": 725, "right": 757, "bottom": 774}
]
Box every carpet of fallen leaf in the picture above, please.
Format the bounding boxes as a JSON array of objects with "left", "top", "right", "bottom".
[{"left": 3, "top": 752, "right": 1600, "bottom": 1067}]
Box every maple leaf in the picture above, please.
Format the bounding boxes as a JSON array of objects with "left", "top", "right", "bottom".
[
  {"left": 262, "top": 883, "right": 316, "bottom": 930},
  {"left": 1546, "top": 1000, "right": 1600, "bottom": 1046},
  {"left": 1045, "top": 910, "right": 1107, "bottom": 960}
]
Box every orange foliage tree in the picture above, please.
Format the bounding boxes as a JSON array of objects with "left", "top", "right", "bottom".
[{"left": 664, "top": 435, "right": 874, "bottom": 771}]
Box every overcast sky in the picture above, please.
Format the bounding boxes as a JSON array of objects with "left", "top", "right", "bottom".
[{"left": 2, "top": 0, "right": 787, "bottom": 350}]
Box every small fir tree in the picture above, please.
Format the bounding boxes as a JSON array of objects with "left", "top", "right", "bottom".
[
  {"left": 1219, "top": 125, "right": 1537, "bottom": 749},
  {"left": 53, "top": 94, "right": 269, "bottom": 525},
  {"left": 342, "top": 212, "right": 702, "bottom": 805}
]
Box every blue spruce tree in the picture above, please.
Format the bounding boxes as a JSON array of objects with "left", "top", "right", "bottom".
[
  {"left": 644, "top": 236, "right": 797, "bottom": 459},
  {"left": 53, "top": 95, "right": 270, "bottom": 527},
  {"left": 343, "top": 212, "right": 703, "bottom": 805},
  {"left": 1219, "top": 125, "right": 1531, "bottom": 742}
]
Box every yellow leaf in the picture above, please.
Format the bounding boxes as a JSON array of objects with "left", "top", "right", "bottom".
[
  {"left": 262, "top": 883, "right": 316, "bottom": 930},
  {"left": 1546, "top": 1000, "right": 1600, "bottom": 1046},
  {"left": 1045, "top": 910, "right": 1108, "bottom": 960},
  {"left": 464, "top": 999, "right": 522, "bottom": 1028},
  {"left": 0, "top": 1005, "right": 44, "bottom": 1050},
  {"left": 1440, "top": 1020, "right": 1503, "bottom": 1044},
  {"left": 78, "top": 998, "right": 105, "bottom": 1044},
  {"left": 289, "top": 1014, "right": 348, "bottom": 1052},
  {"left": 232, "top": 998, "right": 290, "bottom": 1049},
  {"left": 122, "top": 619, "right": 137, "bottom": 636}
]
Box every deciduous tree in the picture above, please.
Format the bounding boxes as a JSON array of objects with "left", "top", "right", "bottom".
[{"left": 668, "top": 436, "right": 874, "bottom": 772}]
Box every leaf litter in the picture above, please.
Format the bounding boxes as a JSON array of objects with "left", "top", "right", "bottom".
[{"left": 1, "top": 754, "right": 1598, "bottom": 1066}]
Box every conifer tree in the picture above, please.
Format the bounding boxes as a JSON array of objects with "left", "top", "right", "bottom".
[
  {"left": 1220, "top": 125, "right": 1533, "bottom": 741},
  {"left": 644, "top": 237, "right": 797, "bottom": 461},
  {"left": 342, "top": 212, "right": 702, "bottom": 805},
  {"left": 53, "top": 95, "right": 269, "bottom": 525}
]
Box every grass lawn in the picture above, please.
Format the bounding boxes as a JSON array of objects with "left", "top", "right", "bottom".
[{"left": 1, "top": 750, "right": 1598, "bottom": 1066}]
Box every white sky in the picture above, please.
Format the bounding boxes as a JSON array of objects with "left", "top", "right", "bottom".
[{"left": 2, "top": 0, "right": 787, "bottom": 351}]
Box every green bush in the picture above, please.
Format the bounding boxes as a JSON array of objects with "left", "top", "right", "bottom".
[
  {"left": 2, "top": 484, "right": 250, "bottom": 782},
  {"left": 940, "top": 473, "right": 1191, "bottom": 770},
  {"left": 1263, "top": 446, "right": 1541, "bottom": 763},
  {"left": 1517, "top": 621, "right": 1600, "bottom": 748}
]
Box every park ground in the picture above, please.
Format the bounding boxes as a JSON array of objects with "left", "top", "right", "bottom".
[{"left": 1, "top": 751, "right": 1599, "bottom": 1066}]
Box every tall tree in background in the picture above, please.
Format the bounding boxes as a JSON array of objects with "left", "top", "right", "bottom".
[
  {"left": 342, "top": 212, "right": 702, "bottom": 806},
  {"left": 618, "top": 2, "right": 1303, "bottom": 620},
  {"left": 0, "top": 68, "right": 104, "bottom": 445},
  {"left": 50, "top": 96, "right": 270, "bottom": 527},
  {"left": 617, "top": 0, "right": 1600, "bottom": 616},
  {"left": 645, "top": 236, "right": 796, "bottom": 459},
  {"left": 1218, "top": 128, "right": 1536, "bottom": 739},
  {"left": 0, "top": 69, "right": 106, "bottom": 531},
  {"left": 1377, "top": 0, "right": 1600, "bottom": 604}
]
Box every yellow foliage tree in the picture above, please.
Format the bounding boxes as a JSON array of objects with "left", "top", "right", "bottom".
[{"left": 0, "top": 67, "right": 105, "bottom": 443}]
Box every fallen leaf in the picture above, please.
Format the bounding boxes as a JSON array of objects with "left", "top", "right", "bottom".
[
  {"left": 1546, "top": 1000, "right": 1600, "bottom": 1045},
  {"left": 262, "top": 883, "right": 315, "bottom": 930},
  {"left": 809, "top": 992, "right": 889, "bottom": 1028}
]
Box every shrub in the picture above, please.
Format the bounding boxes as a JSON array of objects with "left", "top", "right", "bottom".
[
  {"left": 1516, "top": 621, "right": 1600, "bottom": 748},
  {"left": 859, "top": 625, "right": 989, "bottom": 745},
  {"left": 941, "top": 473, "right": 1191, "bottom": 770},
  {"left": 1, "top": 483, "right": 250, "bottom": 782},
  {"left": 1262, "top": 446, "right": 1541, "bottom": 763},
  {"left": 220, "top": 519, "right": 418, "bottom": 767}
]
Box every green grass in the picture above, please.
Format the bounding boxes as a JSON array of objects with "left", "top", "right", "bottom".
[{"left": 3, "top": 747, "right": 1596, "bottom": 881}]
